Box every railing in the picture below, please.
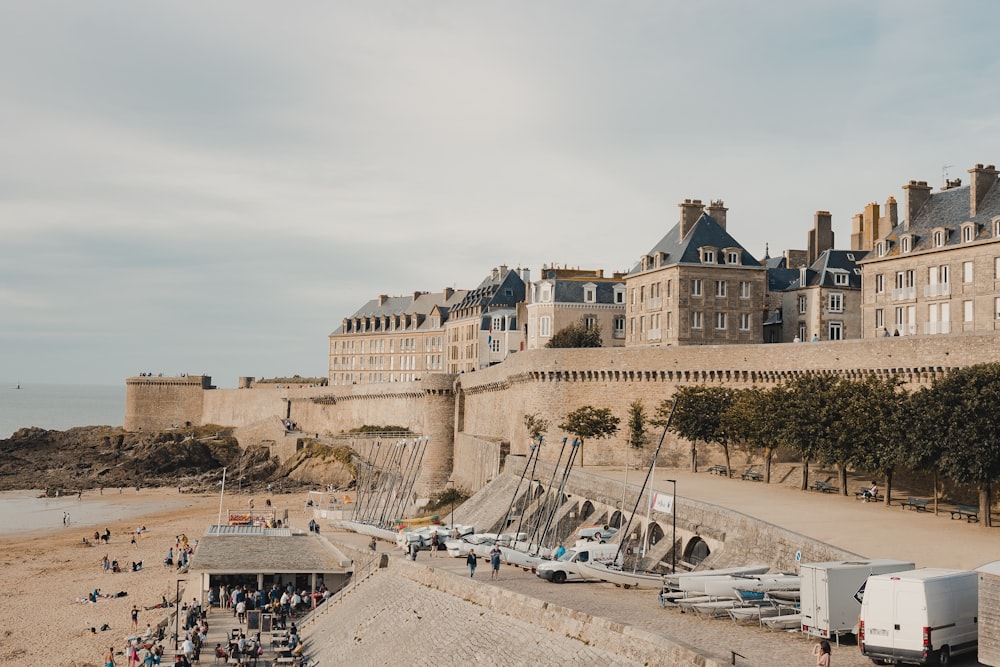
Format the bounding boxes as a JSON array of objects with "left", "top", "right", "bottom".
[
  {"left": 648, "top": 297, "right": 662, "bottom": 310},
  {"left": 923, "top": 321, "right": 951, "bottom": 335},
  {"left": 298, "top": 554, "right": 385, "bottom": 629},
  {"left": 924, "top": 283, "right": 951, "bottom": 298},
  {"left": 647, "top": 329, "right": 662, "bottom": 341},
  {"left": 891, "top": 287, "right": 916, "bottom": 301}
]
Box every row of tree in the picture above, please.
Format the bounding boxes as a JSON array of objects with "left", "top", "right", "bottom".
[{"left": 528, "top": 363, "right": 1000, "bottom": 528}]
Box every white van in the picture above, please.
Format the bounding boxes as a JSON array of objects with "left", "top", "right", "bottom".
[
  {"left": 859, "top": 568, "right": 978, "bottom": 666},
  {"left": 536, "top": 543, "right": 620, "bottom": 584}
]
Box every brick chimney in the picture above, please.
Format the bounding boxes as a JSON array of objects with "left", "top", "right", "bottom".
[
  {"left": 378, "top": 294, "right": 389, "bottom": 306},
  {"left": 968, "top": 163, "right": 999, "bottom": 216},
  {"left": 808, "top": 211, "right": 834, "bottom": 265},
  {"left": 706, "top": 199, "right": 728, "bottom": 230},
  {"left": 443, "top": 287, "right": 454, "bottom": 300},
  {"left": 884, "top": 196, "right": 898, "bottom": 229},
  {"left": 678, "top": 199, "right": 705, "bottom": 238},
  {"left": 903, "top": 180, "right": 932, "bottom": 228}
]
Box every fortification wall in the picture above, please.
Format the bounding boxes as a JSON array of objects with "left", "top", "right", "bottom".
[
  {"left": 451, "top": 433, "right": 504, "bottom": 491},
  {"left": 124, "top": 375, "right": 211, "bottom": 431}
]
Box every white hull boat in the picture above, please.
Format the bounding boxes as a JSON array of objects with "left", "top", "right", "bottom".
[
  {"left": 663, "top": 564, "right": 771, "bottom": 590},
  {"left": 580, "top": 561, "right": 664, "bottom": 589},
  {"left": 728, "top": 604, "right": 782, "bottom": 623},
  {"left": 761, "top": 613, "right": 802, "bottom": 630}
]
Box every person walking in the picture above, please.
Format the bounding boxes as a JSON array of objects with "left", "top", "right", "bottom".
[
  {"left": 131, "top": 605, "right": 139, "bottom": 629},
  {"left": 466, "top": 549, "right": 478, "bottom": 578},
  {"left": 490, "top": 545, "right": 501, "bottom": 580},
  {"left": 104, "top": 646, "right": 116, "bottom": 667},
  {"left": 430, "top": 531, "right": 439, "bottom": 557},
  {"left": 812, "top": 640, "right": 831, "bottom": 667}
]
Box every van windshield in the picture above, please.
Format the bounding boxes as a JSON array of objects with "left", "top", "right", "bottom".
[{"left": 559, "top": 550, "right": 577, "bottom": 562}]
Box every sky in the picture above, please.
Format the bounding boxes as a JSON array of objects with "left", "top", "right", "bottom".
[{"left": 2, "top": 1, "right": 999, "bottom": 387}]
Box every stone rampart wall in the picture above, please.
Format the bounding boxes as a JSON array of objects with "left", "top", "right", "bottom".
[
  {"left": 451, "top": 433, "right": 503, "bottom": 491},
  {"left": 124, "top": 375, "right": 210, "bottom": 431}
]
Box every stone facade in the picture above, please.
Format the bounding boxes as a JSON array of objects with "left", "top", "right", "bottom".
[
  {"left": 123, "top": 374, "right": 212, "bottom": 431},
  {"left": 444, "top": 265, "right": 528, "bottom": 373},
  {"left": 523, "top": 266, "right": 627, "bottom": 349}
]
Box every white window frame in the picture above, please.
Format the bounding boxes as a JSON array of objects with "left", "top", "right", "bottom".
[
  {"left": 828, "top": 321, "right": 843, "bottom": 341},
  {"left": 714, "top": 312, "right": 726, "bottom": 330},
  {"left": 798, "top": 295, "right": 807, "bottom": 314},
  {"left": 702, "top": 249, "right": 715, "bottom": 264},
  {"left": 964, "top": 261, "right": 974, "bottom": 283},
  {"left": 739, "top": 312, "right": 750, "bottom": 331},
  {"left": 583, "top": 283, "right": 597, "bottom": 304},
  {"left": 539, "top": 316, "right": 551, "bottom": 337},
  {"left": 739, "top": 281, "right": 751, "bottom": 299},
  {"left": 691, "top": 311, "right": 703, "bottom": 330},
  {"left": 875, "top": 308, "right": 884, "bottom": 329},
  {"left": 875, "top": 274, "right": 885, "bottom": 294},
  {"left": 833, "top": 272, "right": 849, "bottom": 286},
  {"left": 963, "top": 224, "right": 975, "bottom": 243},
  {"left": 691, "top": 279, "right": 702, "bottom": 297},
  {"left": 901, "top": 236, "right": 911, "bottom": 253},
  {"left": 829, "top": 292, "right": 844, "bottom": 313},
  {"left": 727, "top": 251, "right": 739, "bottom": 264},
  {"left": 614, "top": 285, "right": 625, "bottom": 304},
  {"left": 715, "top": 280, "right": 727, "bottom": 298}
]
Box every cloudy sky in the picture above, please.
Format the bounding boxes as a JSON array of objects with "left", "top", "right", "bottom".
[{"left": 2, "top": 2, "right": 998, "bottom": 387}]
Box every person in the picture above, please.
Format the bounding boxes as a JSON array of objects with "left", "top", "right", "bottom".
[
  {"left": 792, "top": 335, "right": 801, "bottom": 343},
  {"left": 812, "top": 639, "right": 831, "bottom": 667},
  {"left": 811, "top": 333, "right": 819, "bottom": 342},
  {"left": 430, "top": 531, "right": 439, "bottom": 557},
  {"left": 554, "top": 543, "right": 566, "bottom": 559},
  {"left": 466, "top": 549, "right": 478, "bottom": 578},
  {"left": 882, "top": 328, "right": 890, "bottom": 337},
  {"left": 409, "top": 541, "right": 419, "bottom": 561},
  {"left": 131, "top": 605, "right": 139, "bottom": 628},
  {"left": 490, "top": 544, "right": 501, "bottom": 580},
  {"left": 105, "top": 646, "right": 116, "bottom": 667},
  {"left": 369, "top": 538, "right": 377, "bottom": 551},
  {"left": 863, "top": 480, "right": 878, "bottom": 503}
]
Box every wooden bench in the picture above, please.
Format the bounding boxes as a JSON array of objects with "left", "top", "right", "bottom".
[
  {"left": 854, "top": 487, "right": 879, "bottom": 503},
  {"left": 741, "top": 469, "right": 763, "bottom": 482},
  {"left": 810, "top": 481, "right": 836, "bottom": 493},
  {"left": 708, "top": 465, "right": 729, "bottom": 476},
  {"left": 950, "top": 504, "right": 979, "bottom": 522},
  {"left": 901, "top": 497, "right": 929, "bottom": 512}
]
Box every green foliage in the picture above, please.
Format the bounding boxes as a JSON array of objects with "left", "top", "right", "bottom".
[
  {"left": 670, "top": 385, "right": 738, "bottom": 473},
  {"left": 523, "top": 413, "right": 549, "bottom": 440},
  {"left": 346, "top": 425, "right": 414, "bottom": 435},
  {"left": 545, "top": 318, "right": 603, "bottom": 348},
  {"left": 559, "top": 405, "right": 620, "bottom": 466},
  {"left": 722, "top": 386, "right": 787, "bottom": 482},
  {"left": 425, "top": 486, "right": 470, "bottom": 513},
  {"left": 627, "top": 400, "right": 647, "bottom": 449}
]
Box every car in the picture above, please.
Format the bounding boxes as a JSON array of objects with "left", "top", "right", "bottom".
[{"left": 576, "top": 525, "right": 618, "bottom": 543}]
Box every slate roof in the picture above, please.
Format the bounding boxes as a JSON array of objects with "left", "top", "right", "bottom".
[
  {"left": 870, "top": 178, "right": 1000, "bottom": 257},
  {"left": 190, "top": 530, "right": 352, "bottom": 574},
  {"left": 451, "top": 268, "right": 525, "bottom": 312},
  {"left": 548, "top": 279, "right": 622, "bottom": 305},
  {"left": 629, "top": 212, "right": 762, "bottom": 275},
  {"left": 332, "top": 289, "right": 467, "bottom": 334},
  {"left": 784, "top": 249, "right": 868, "bottom": 290}
]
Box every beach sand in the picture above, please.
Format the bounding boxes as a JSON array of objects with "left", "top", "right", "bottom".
[{"left": 0, "top": 487, "right": 310, "bottom": 667}]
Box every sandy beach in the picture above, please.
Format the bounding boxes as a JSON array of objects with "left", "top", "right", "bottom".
[{"left": 0, "top": 487, "right": 310, "bottom": 667}]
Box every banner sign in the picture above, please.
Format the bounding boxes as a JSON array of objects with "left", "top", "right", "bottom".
[{"left": 651, "top": 491, "right": 674, "bottom": 514}]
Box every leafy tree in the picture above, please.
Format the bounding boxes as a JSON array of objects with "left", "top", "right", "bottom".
[
  {"left": 817, "top": 377, "right": 867, "bottom": 496},
  {"left": 780, "top": 375, "right": 841, "bottom": 491},
  {"left": 669, "top": 385, "right": 737, "bottom": 475},
  {"left": 901, "top": 387, "right": 949, "bottom": 513},
  {"left": 626, "top": 400, "right": 647, "bottom": 449},
  {"left": 921, "top": 363, "right": 1000, "bottom": 527},
  {"left": 523, "top": 413, "right": 549, "bottom": 441},
  {"left": 723, "top": 386, "right": 787, "bottom": 483},
  {"left": 559, "top": 405, "right": 620, "bottom": 467},
  {"left": 545, "top": 318, "right": 603, "bottom": 348},
  {"left": 842, "top": 375, "right": 908, "bottom": 505}
]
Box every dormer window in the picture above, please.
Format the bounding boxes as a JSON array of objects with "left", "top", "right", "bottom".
[
  {"left": 540, "top": 284, "right": 552, "bottom": 302},
  {"left": 933, "top": 228, "right": 947, "bottom": 248},
  {"left": 726, "top": 250, "right": 740, "bottom": 264},
  {"left": 994, "top": 218, "right": 1000, "bottom": 237},
  {"left": 583, "top": 283, "right": 597, "bottom": 304},
  {"left": 833, "top": 271, "right": 849, "bottom": 286},
  {"left": 878, "top": 241, "right": 888, "bottom": 257},
  {"left": 613, "top": 284, "right": 625, "bottom": 304},
  {"left": 962, "top": 223, "right": 977, "bottom": 243},
  {"left": 901, "top": 235, "right": 912, "bottom": 253},
  {"left": 700, "top": 247, "right": 717, "bottom": 264}
]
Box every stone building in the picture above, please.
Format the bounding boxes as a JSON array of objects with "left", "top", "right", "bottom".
[
  {"left": 523, "top": 265, "right": 627, "bottom": 349},
  {"left": 854, "top": 163, "right": 1000, "bottom": 337},
  {"left": 625, "top": 198, "right": 766, "bottom": 346},
  {"left": 444, "top": 265, "right": 527, "bottom": 373},
  {"left": 329, "top": 288, "right": 467, "bottom": 385}
]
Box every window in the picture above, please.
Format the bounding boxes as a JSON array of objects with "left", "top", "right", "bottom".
[
  {"left": 963, "top": 224, "right": 975, "bottom": 242},
  {"left": 739, "top": 313, "right": 750, "bottom": 331},
  {"left": 739, "top": 281, "right": 751, "bottom": 299},
  {"left": 875, "top": 308, "right": 884, "bottom": 329},
  {"left": 613, "top": 316, "right": 625, "bottom": 337},
  {"left": 583, "top": 284, "right": 596, "bottom": 303},
  {"left": 996, "top": 296, "right": 1000, "bottom": 319},
  {"left": 489, "top": 339, "right": 501, "bottom": 353},
  {"left": 798, "top": 295, "right": 807, "bottom": 314},
  {"left": 995, "top": 257, "right": 1000, "bottom": 279},
  {"left": 665, "top": 280, "right": 673, "bottom": 298},
  {"left": 727, "top": 251, "right": 739, "bottom": 264},
  {"left": 934, "top": 230, "right": 945, "bottom": 247},
  {"left": 878, "top": 242, "right": 887, "bottom": 257},
  {"left": 715, "top": 280, "right": 727, "bottom": 297},
  {"left": 691, "top": 311, "right": 703, "bottom": 329},
  {"left": 715, "top": 312, "right": 727, "bottom": 330},
  {"left": 964, "top": 261, "right": 974, "bottom": 283},
  {"left": 702, "top": 249, "right": 715, "bottom": 263},
  {"left": 906, "top": 270, "right": 915, "bottom": 287},
  {"left": 875, "top": 274, "right": 885, "bottom": 294},
  {"left": 539, "top": 316, "right": 551, "bottom": 337},
  {"left": 834, "top": 272, "right": 848, "bottom": 286},
  {"left": 540, "top": 285, "right": 551, "bottom": 302},
  {"left": 666, "top": 312, "right": 672, "bottom": 331},
  {"left": 691, "top": 279, "right": 702, "bottom": 297},
  {"left": 583, "top": 315, "right": 597, "bottom": 330},
  {"left": 895, "top": 272, "right": 905, "bottom": 289},
  {"left": 640, "top": 285, "right": 646, "bottom": 303},
  {"left": 798, "top": 324, "right": 807, "bottom": 341},
  {"left": 829, "top": 293, "right": 844, "bottom": 313},
  {"left": 901, "top": 236, "right": 911, "bottom": 253},
  {"left": 847, "top": 253, "right": 855, "bottom": 261},
  {"left": 614, "top": 285, "right": 625, "bottom": 304},
  {"left": 504, "top": 288, "right": 513, "bottom": 296},
  {"left": 940, "top": 265, "right": 950, "bottom": 284},
  {"left": 828, "top": 322, "right": 843, "bottom": 341}
]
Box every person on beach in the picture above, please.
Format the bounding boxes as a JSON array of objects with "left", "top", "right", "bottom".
[
  {"left": 131, "top": 605, "right": 139, "bottom": 629},
  {"left": 103, "top": 554, "right": 110, "bottom": 573},
  {"left": 430, "top": 531, "right": 439, "bottom": 557},
  {"left": 105, "top": 646, "right": 116, "bottom": 667},
  {"left": 490, "top": 544, "right": 501, "bottom": 580},
  {"left": 812, "top": 640, "right": 831, "bottom": 667},
  {"left": 466, "top": 549, "right": 478, "bottom": 577}
]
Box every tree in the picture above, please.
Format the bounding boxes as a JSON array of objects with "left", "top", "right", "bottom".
[
  {"left": 626, "top": 400, "right": 647, "bottom": 449},
  {"left": 559, "top": 406, "right": 620, "bottom": 467},
  {"left": 545, "top": 318, "right": 603, "bottom": 348},
  {"left": 723, "top": 386, "right": 786, "bottom": 483},
  {"left": 921, "top": 363, "right": 1000, "bottom": 527},
  {"left": 842, "top": 375, "right": 908, "bottom": 505},
  {"left": 668, "top": 385, "right": 737, "bottom": 475},
  {"left": 523, "top": 413, "right": 549, "bottom": 441},
  {"left": 780, "top": 375, "right": 841, "bottom": 491}
]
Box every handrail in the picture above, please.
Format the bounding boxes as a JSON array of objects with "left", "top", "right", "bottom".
[{"left": 298, "top": 555, "right": 384, "bottom": 628}]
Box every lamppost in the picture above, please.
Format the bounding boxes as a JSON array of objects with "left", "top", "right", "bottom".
[
  {"left": 175, "top": 578, "right": 186, "bottom": 651},
  {"left": 446, "top": 479, "right": 455, "bottom": 530},
  {"left": 666, "top": 479, "right": 677, "bottom": 573}
]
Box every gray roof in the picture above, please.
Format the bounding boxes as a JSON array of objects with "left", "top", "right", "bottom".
[
  {"left": 332, "top": 289, "right": 467, "bottom": 335},
  {"left": 784, "top": 249, "right": 867, "bottom": 290},
  {"left": 549, "top": 279, "right": 622, "bottom": 305},
  {"left": 451, "top": 268, "right": 526, "bottom": 312},
  {"left": 190, "top": 530, "right": 352, "bottom": 574},
  {"left": 629, "top": 212, "right": 762, "bottom": 275}
]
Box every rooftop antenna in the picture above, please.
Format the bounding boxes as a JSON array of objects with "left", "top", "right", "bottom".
[{"left": 942, "top": 164, "right": 954, "bottom": 187}]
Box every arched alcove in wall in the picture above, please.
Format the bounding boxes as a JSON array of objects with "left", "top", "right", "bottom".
[{"left": 683, "top": 536, "right": 711, "bottom": 565}]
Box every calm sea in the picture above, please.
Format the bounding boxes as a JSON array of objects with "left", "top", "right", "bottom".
[{"left": 0, "top": 382, "right": 125, "bottom": 439}]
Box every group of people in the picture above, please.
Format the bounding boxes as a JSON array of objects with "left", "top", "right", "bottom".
[{"left": 465, "top": 545, "right": 503, "bottom": 580}]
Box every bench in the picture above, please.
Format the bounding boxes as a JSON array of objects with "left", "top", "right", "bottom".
[
  {"left": 741, "top": 469, "right": 763, "bottom": 482},
  {"left": 950, "top": 504, "right": 979, "bottom": 522},
  {"left": 708, "top": 465, "right": 730, "bottom": 477},
  {"left": 854, "top": 487, "right": 879, "bottom": 503},
  {"left": 810, "top": 481, "right": 836, "bottom": 493},
  {"left": 901, "top": 497, "right": 929, "bottom": 512}
]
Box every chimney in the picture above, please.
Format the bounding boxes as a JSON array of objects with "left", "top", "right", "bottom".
[
  {"left": 443, "top": 287, "right": 454, "bottom": 300},
  {"left": 519, "top": 267, "right": 530, "bottom": 283},
  {"left": 808, "top": 211, "right": 834, "bottom": 265},
  {"left": 678, "top": 198, "right": 705, "bottom": 238},
  {"left": 706, "top": 199, "right": 728, "bottom": 230},
  {"left": 903, "top": 180, "right": 932, "bottom": 228},
  {"left": 885, "top": 196, "right": 898, "bottom": 229},
  {"left": 499, "top": 264, "right": 508, "bottom": 277},
  {"left": 850, "top": 212, "right": 865, "bottom": 251},
  {"left": 378, "top": 294, "right": 389, "bottom": 306},
  {"left": 968, "top": 163, "right": 999, "bottom": 216}
]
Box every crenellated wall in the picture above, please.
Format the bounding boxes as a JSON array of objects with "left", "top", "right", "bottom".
[{"left": 125, "top": 333, "right": 1000, "bottom": 491}]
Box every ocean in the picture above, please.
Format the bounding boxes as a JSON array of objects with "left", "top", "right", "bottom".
[{"left": 0, "top": 381, "right": 125, "bottom": 439}]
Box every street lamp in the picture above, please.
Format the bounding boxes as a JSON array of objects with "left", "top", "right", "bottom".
[
  {"left": 446, "top": 479, "right": 455, "bottom": 530},
  {"left": 175, "top": 579, "right": 187, "bottom": 651},
  {"left": 666, "top": 479, "right": 677, "bottom": 573}
]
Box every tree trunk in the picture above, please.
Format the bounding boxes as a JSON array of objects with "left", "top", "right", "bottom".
[
  {"left": 839, "top": 464, "right": 848, "bottom": 496},
  {"left": 690, "top": 443, "right": 697, "bottom": 473},
  {"left": 981, "top": 484, "right": 992, "bottom": 528},
  {"left": 764, "top": 447, "right": 773, "bottom": 484},
  {"left": 722, "top": 445, "right": 732, "bottom": 479},
  {"left": 884, "top": 468, "right": 893, "bottom": 506},
  {"left": 801, "top": 460, "right": 809, "bottom": 491}
]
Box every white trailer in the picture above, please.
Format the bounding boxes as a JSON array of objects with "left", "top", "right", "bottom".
[
  {"left": 860, "top": 568, "right": 978, "bottom": 665},
  {"left": 799, "top": 559, "right": 914, "bottom": 642}
]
